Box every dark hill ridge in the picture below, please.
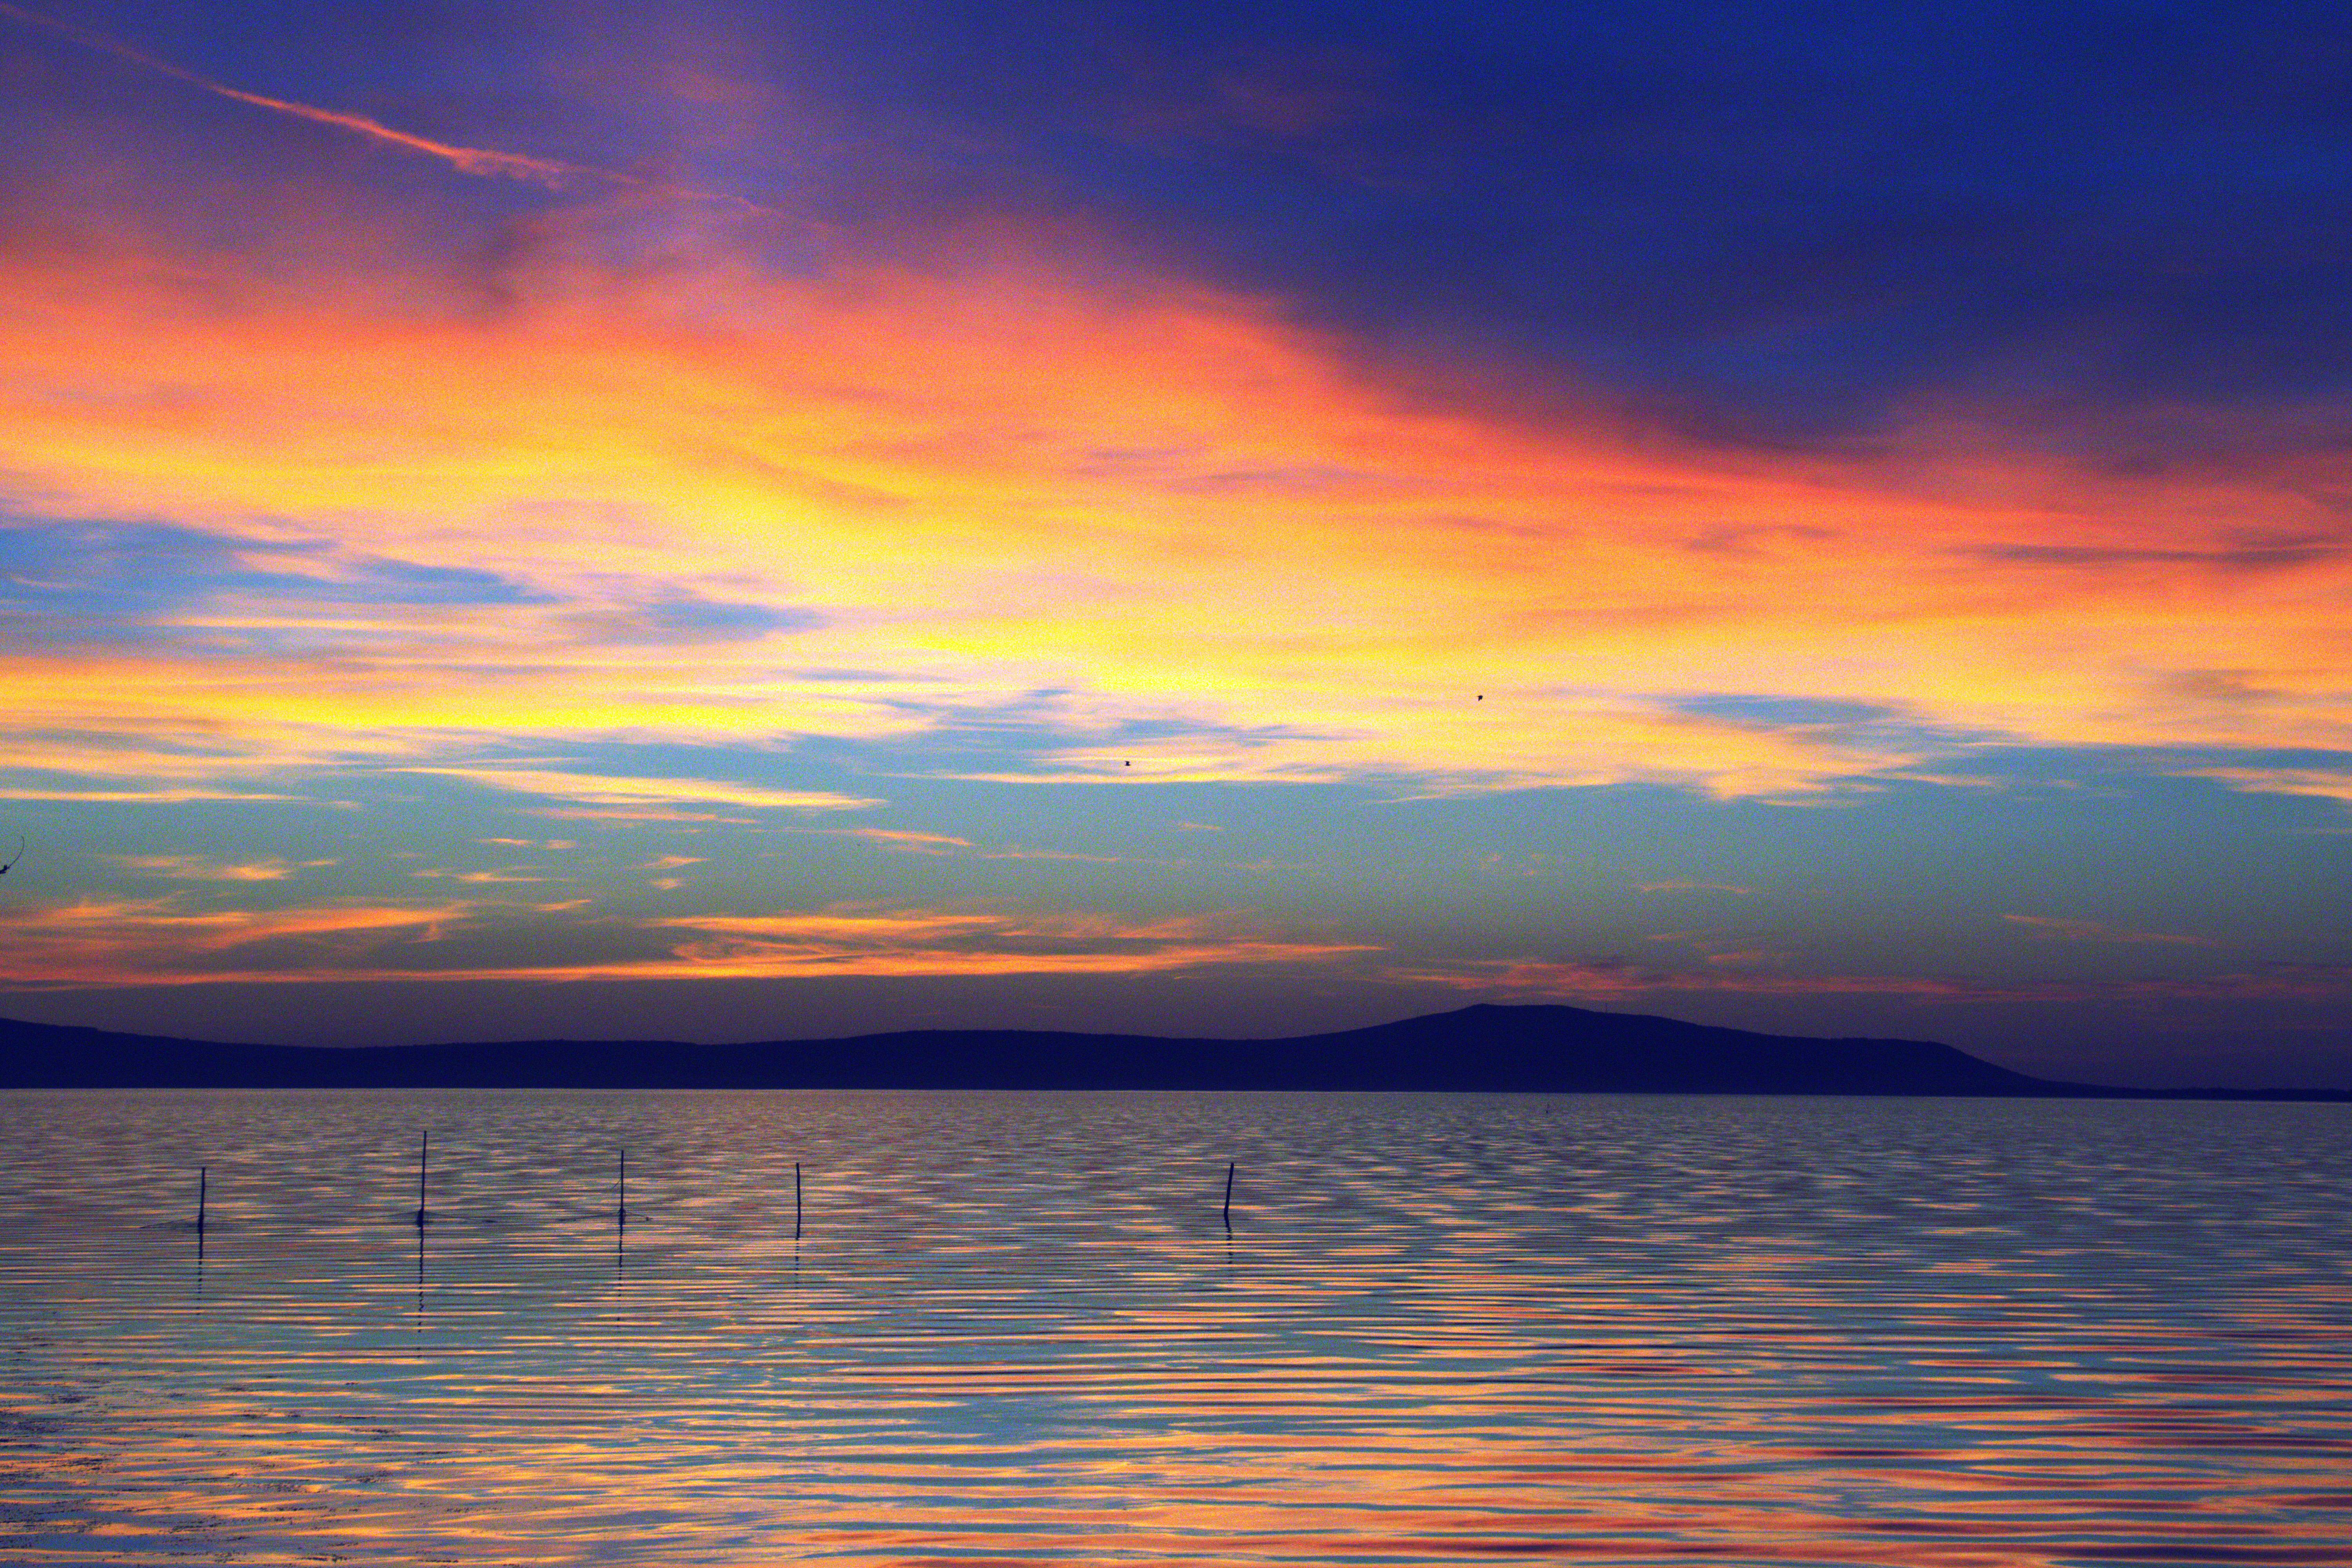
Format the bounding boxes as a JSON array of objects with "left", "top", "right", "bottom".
[{"left": 0, "top": 1001, "right": 2175, "bottom": 1095}]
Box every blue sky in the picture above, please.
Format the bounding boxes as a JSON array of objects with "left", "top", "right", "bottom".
[{"left": 4, "top": 0, "right": 2351, "bottom": 1084}]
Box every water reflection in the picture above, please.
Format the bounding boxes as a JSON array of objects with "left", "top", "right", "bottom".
[{"left": 0, "top": 1090, "right": 2347, "bottom": 1565}]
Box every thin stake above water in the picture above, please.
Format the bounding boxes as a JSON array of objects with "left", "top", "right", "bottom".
[
  {"left": 794, "top": 1161, "right": 803, "bottom": 1240},
  {"left": 618, "top": 1147, "right": 627, "bottom": 1230},
  {"left": 1223, "top": 1161, "right": 1236, "bottom": 1232},
  {"left": 196, "top": 1165, "right": 207, "bottom": 1233},
  {"left": 414, "top": 1131, "right": 428, "bottom": 1228}
]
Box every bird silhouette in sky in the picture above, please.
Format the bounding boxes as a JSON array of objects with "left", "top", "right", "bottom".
[{"left": 0, "top": 835, "right": 22, "bottom": 874}]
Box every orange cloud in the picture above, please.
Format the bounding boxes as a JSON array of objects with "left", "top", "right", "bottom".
[
  {"left": 632, "top": 909, "right": 1377, "bottom": 982},
  {"left": 103, "top": 854, "right": 332, "bottom": 881},
  {"left": 410, "top": 867, "right": 551, "bottom": 884},
  {"left": 521, "top": 807, "right": 756, "bottom": 824},
  {"left": 2002, "top": 914, "right": 2218, "bottom": 947},
  {"left": 0, "top": 895, "right": 1374, "bottom": 989},
  {"left": 0, "top": 897, "right": 474, "bottom": 987},
  {"left": 2176, "top": 767, "right": 2352, "bottom": 806},
  {"left": 2, "top": 169, "right": 2350, "bottom": 815},
  {"left": 819, "top": 828, "right": 975, "bottom": 852},
  {"left": 402, "top": 769, "right": 881, "bottom": 813},
  {"left": 0, "top": 786, "right": 304, "bottom": 803}
]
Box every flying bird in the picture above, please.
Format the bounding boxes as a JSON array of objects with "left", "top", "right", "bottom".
[{"left": 0, "top": 835, "right": 22, "bottom": 874}]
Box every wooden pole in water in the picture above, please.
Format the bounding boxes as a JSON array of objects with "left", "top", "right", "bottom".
[
  {"left": 414, "top": 1131, "right": 428, "bottom": 1228},
  {"left": 1222, "top": 1161, "right": 1235, "bottom": 1231},
  {"left": 793, "top": 1161, "right": 803, "bottom": 1240},
  {"left": 196, "top": 1166, "right": 207, "bottom": 1233},
  {"left": 617, "top": 1147, "right": 626, "bottom": 1230}
]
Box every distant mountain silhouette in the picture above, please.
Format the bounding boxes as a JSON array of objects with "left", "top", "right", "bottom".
[{"left": 7, "top": 1001, "right": 2330, "bottom": 1097}]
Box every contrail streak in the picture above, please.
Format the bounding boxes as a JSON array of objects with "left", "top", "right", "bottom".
[{"left": 0, "top": 0, "right": 766, "bottom": 209}]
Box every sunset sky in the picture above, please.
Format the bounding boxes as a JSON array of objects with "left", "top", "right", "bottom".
[{"left": 5, "top": 0, "right": 2350, "bottom": 1085}]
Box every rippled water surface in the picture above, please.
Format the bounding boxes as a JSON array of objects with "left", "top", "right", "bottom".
[{"left": 1, "top": 1090, "right": 2347, "bottom": 1566}]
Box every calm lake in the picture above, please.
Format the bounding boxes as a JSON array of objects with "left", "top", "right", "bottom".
[{"left": 0, "top": 1089, "right": 2346, "bottom": 1566}]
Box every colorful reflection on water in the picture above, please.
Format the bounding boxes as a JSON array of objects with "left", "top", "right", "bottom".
[{"left": 0, "top": 1090, "right": 2347, "bottom": 1565}]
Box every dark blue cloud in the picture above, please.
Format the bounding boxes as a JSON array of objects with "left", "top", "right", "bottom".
[
  {"left": 744, "top": 0, "right": 2352, "bottom": 444},
  {"left": 15, "top": 0, "right": 2350, "bottom": 450}
]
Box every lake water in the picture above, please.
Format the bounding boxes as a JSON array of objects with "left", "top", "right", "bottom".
[{"left": 0, "top": 1090, "right": 2346, "bottom": 1566}]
